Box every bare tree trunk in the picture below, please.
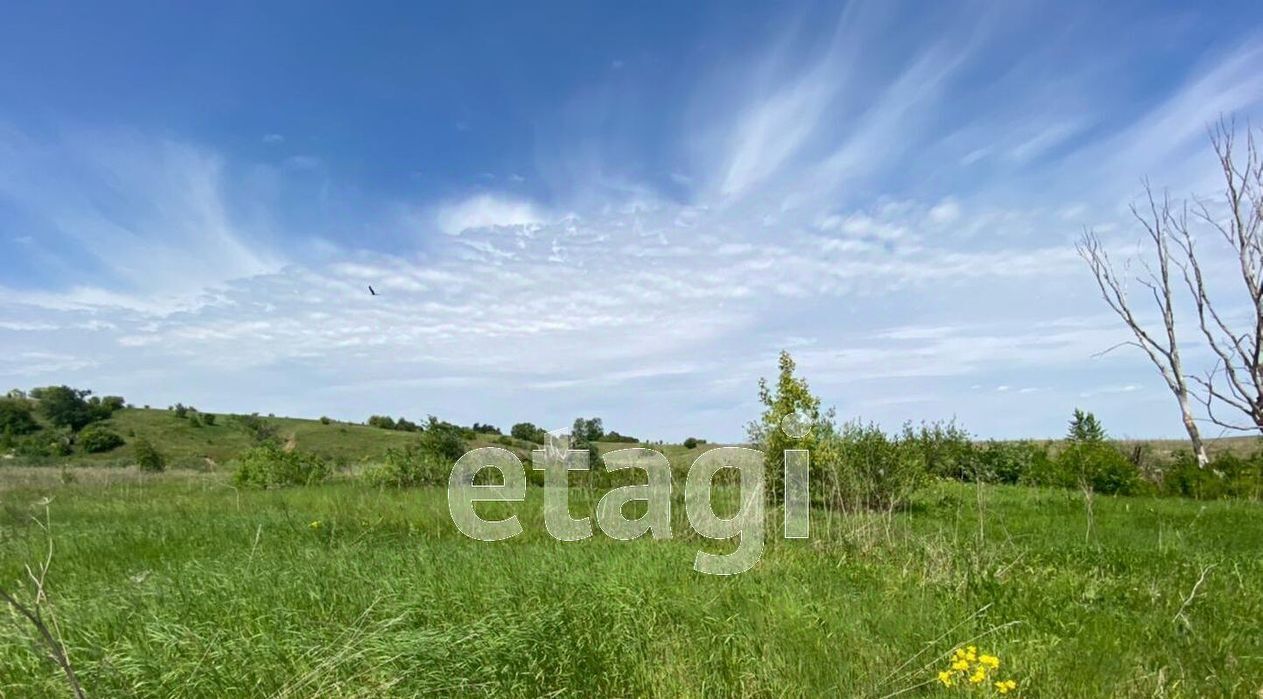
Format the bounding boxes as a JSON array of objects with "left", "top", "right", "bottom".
[{"left": 1078, "top": 187, "right": 1209, "bottom": 467}]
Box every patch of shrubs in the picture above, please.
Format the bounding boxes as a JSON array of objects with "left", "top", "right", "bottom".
[
  {"left": 234, "top": 443, "right": 331, "bottom": 488},
  {"left": 365, "top": 444, "right": 450, "bottom": 487},
  {"left": 683, "top": 437, "right": 699, "bottom": 449},
  {"left": 78, "top": 425, "right": 125, "bottom": 453},
  {"left": 133, "top": 438, "right": 166, "bottom": 472},
  {"left": 819, "top": 421, "right": 930, "bottom": 511}
]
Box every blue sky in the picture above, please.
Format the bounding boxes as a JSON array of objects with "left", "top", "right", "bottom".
[{"left": 2, "top": 1, "right": 1262, "bottom": 441}]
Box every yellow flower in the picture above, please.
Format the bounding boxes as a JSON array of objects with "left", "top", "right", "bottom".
[
  {"left": 965, "top": 646, "right": 978, "bottom": 662},
  {"left": 969, "top": 667, "right": 987, "bottom": 684},
  {"left": 995, "top": 678, "right": 1017, "bottom": 694},
  {"left": 937, "top": 670, "right": 954, "bottom": 687},
  {"left": 952, "top": 658, "right": 970, "bottom": 671},
  {"left": 979, "top": 654, "right": 1000, "bottom": 669},
  {"left": 309, "top": 520, "right": 321, "bottom": 529}
]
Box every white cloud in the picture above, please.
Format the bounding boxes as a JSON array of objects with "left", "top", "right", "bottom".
[{"left": 434, "top": 194, "right": 547, "bottom": 235}]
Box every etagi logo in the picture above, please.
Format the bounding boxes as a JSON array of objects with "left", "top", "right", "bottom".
[{"left": 448, "top": 414, "right": 812, "bottom": 575}]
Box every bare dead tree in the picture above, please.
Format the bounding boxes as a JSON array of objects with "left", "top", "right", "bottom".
[
  {"left": 1078, "top": 187, "right": 1209, "bottom": 467},
  {"left": 1079, "top": 119, "right": 1263, "bottom": 466},
  {"left": 1173, "top": 120, "right": 1263, "bottom": 434}
]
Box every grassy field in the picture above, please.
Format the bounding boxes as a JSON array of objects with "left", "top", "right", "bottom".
[{"left": 1, "top": 469, "right": 1260, "bottom": 697}]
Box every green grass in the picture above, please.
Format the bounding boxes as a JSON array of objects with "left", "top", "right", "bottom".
[{"left": 1, "top": 471, "right": 1260, "bottom": 697}]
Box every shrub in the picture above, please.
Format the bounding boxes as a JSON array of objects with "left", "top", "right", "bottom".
[
  {"left": 978, "top": 440, "right": 1050, "bottom": 484},
  {"left": 233, "top": 413, "right": 278, "bottom": 444},
  {"left": 133, "top": 438, "right": 166, "bottom": 472},
  {"left": 418, "top": 416, "right": 467, "bottom": 464},
  {"left": 367, "top": 415, "right": 396, "bottom": 430},
  {"left": 234, "top": 443, "right": 331, "bottom": 488},
  {"left": 0, "top": 398, "right": 40, "bottom": 436},
  {"left": 818, "top": 421, "right": 929, "bottom": 510},
  {"left": 319, "top": 416, "right": 332, "bottom": 425},
  {"left": 1163, "top": 450, "right": 1263, "bottom": 499},
  {"left": 495, "top": 434, "right": 513, "bottom": 446},
  {"left": 1056, "top": 441, "right": 1140, "bottom": 495},
  {"left": 188, "top": 413, "right": 203, "bottom": 428},
  {"left": 78, "top": 425, "right": 124, "bottom": 453},
  {"left": 471, "top": 422, "right": 501, "bottom": 435},
  {"left": 604, "top": 431, "right": 638, "bottom": 443},
  {"left": 173, "top": 403, "right": 189, "bottom": 419},
  {"left": 365, "top": 444, "right": 448, "bottom": 487},
  {"left": 201, "top": 413, "right": 216, "bottom": 426},
  {"left": 904, "top": 420, "right": 979, "bottom": 481},
  {"left": 395, "top": 417, "right": 420, "bottom": 432},
  {"left": 683, "top": 437, "right": 699, "bottom": 449}
]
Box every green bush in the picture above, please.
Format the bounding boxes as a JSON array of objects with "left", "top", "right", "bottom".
[
  {"left": 818, "top": 421, "right": 929, "bottom": 511},
  {"left": 1163, "top": 450, "right": 1263, "bottom": 499},
  {"left": 978, "top": 440, "right": 1050, "bottom": 484},
  {"left": 365, "top": 444, "right": 448, "bottom": 487},
  {"left": 233, "top": 443, "right": 331, "bottom": 488},
  {"left": 683, "top": 437, "right": 699, "bottom": 450},
  {"left": 133, "top": 438, "right": 166, "bottom": 472},
  {"left": 417, "top": 416, "right": 467, "bottom": 464},
  {"left": 0, "top": 397, "right": 40, "bottom": 436},
  {"left": 201, "top": 412, "right": 216, "bottom": 426},
  {"left": 78, "top": 425, "right": 125, "bottom": 453},
  {"left": 904, "top": 420, "right": 980, "bottom": 480}
]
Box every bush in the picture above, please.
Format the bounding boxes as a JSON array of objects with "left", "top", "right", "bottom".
[
  {"left": 367, "top": 415, "right": 397, "bottom": 430},
  {"left": 1057, "top": 441, "right": 1140, "bottom": 495},
  {"left": 233, "top": 413, "right": 278, "bottom": 444},
  {"left": 818, "top": 421, "right": 929, "bottom": 511},
  {"left": 233, "top": 443, "right": 331, "bottom": 488},
  {"left": 904, "top": 420, "right": 979, "bottom": 480},
  {"left": 683, "top": 437, "right": 699, "bottom": 449},
  {"left": 319, "top": 416, "right": 332, "bottom": 425},
  {"left": 365, "top": 444, "right": 449, "bottom": 487},
  {"left": 173, "top": 403, "right": 189, "bottom": 419},
  {"left": 1163, "top": 450, "right": 1263, "bottom": 499},
  {"left": 201, "top": 413, "right": 216, "bottom": 426},
  {"left": 78, "top": 425, "right": 124, "bottom": 453},
  {"left": 978, "top": 440, "right": 1050, "bottom": 484},
  {"left": 188, "top": 413, "right": 203, "bottom": 428},
  {"left": 418, "top": 416, "right": 467, "bottom": 464},
  {"left": 133, "top": 438, "right": 166, "bottom": 472},
  {"left": 0, "top": 397, "right": 40, "bottom": 436}
]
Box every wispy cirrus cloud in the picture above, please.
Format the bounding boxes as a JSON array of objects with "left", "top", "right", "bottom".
[{"left": 1, "top": 6, "right": 1261, "bottom": 440}]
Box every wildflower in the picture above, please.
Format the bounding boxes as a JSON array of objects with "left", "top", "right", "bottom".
[
  {"left": 309, "top": 520, "right": 322, "bottom": 529},
  {"left": 952, "top": 658, "right": 970, "bottom": 672},
  {"left": 937, "top": 670, "right": 954, "bottom": 687},
  {"left": 995, "top": 678, "right": 1017, "bottom": 694},
  {"left": 979, "top": 654, "right": 1000, "bottom": 669},
  {"left": 965, "top": 646, "right": 978, "bottom": 662},
  {"left": 969, "top": 667, "right": 987, "bottom": 685}
]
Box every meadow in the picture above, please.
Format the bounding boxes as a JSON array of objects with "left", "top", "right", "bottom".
[{"left": 1, "top": 466, "right": 1261, "bottom": 697}]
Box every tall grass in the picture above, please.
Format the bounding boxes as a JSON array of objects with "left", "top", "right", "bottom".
[{"left": 0, "top": 473, "right": 1260, "bottom": 696}]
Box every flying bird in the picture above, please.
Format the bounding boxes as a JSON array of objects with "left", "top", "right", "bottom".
[{"left": 368, "top": 285, "right": 377, "bottom": 296}]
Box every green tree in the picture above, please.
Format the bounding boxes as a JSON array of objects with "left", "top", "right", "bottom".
[
  {"left": 571, "top": 417, "right": 604, "bottom": 443},
  {"left": 511, "top": 422, "right": 546, "bottom": 443},
  {"left": 1068, "top": 409, "right": 1106, "bottom": 443},
  {"left": 32, "top": 385, "right": 97, "bottom": 431},
  {"left": 747, "top": 351, "right": 832, "bottom": 498}
]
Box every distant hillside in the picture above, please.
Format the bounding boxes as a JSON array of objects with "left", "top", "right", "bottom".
[{"left": 5, "top": 407, "right": 718, "bottom": 469}]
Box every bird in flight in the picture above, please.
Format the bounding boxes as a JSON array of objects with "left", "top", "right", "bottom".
[{"left": 368, "top": 285, "right": 378, "bottom": 296}]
